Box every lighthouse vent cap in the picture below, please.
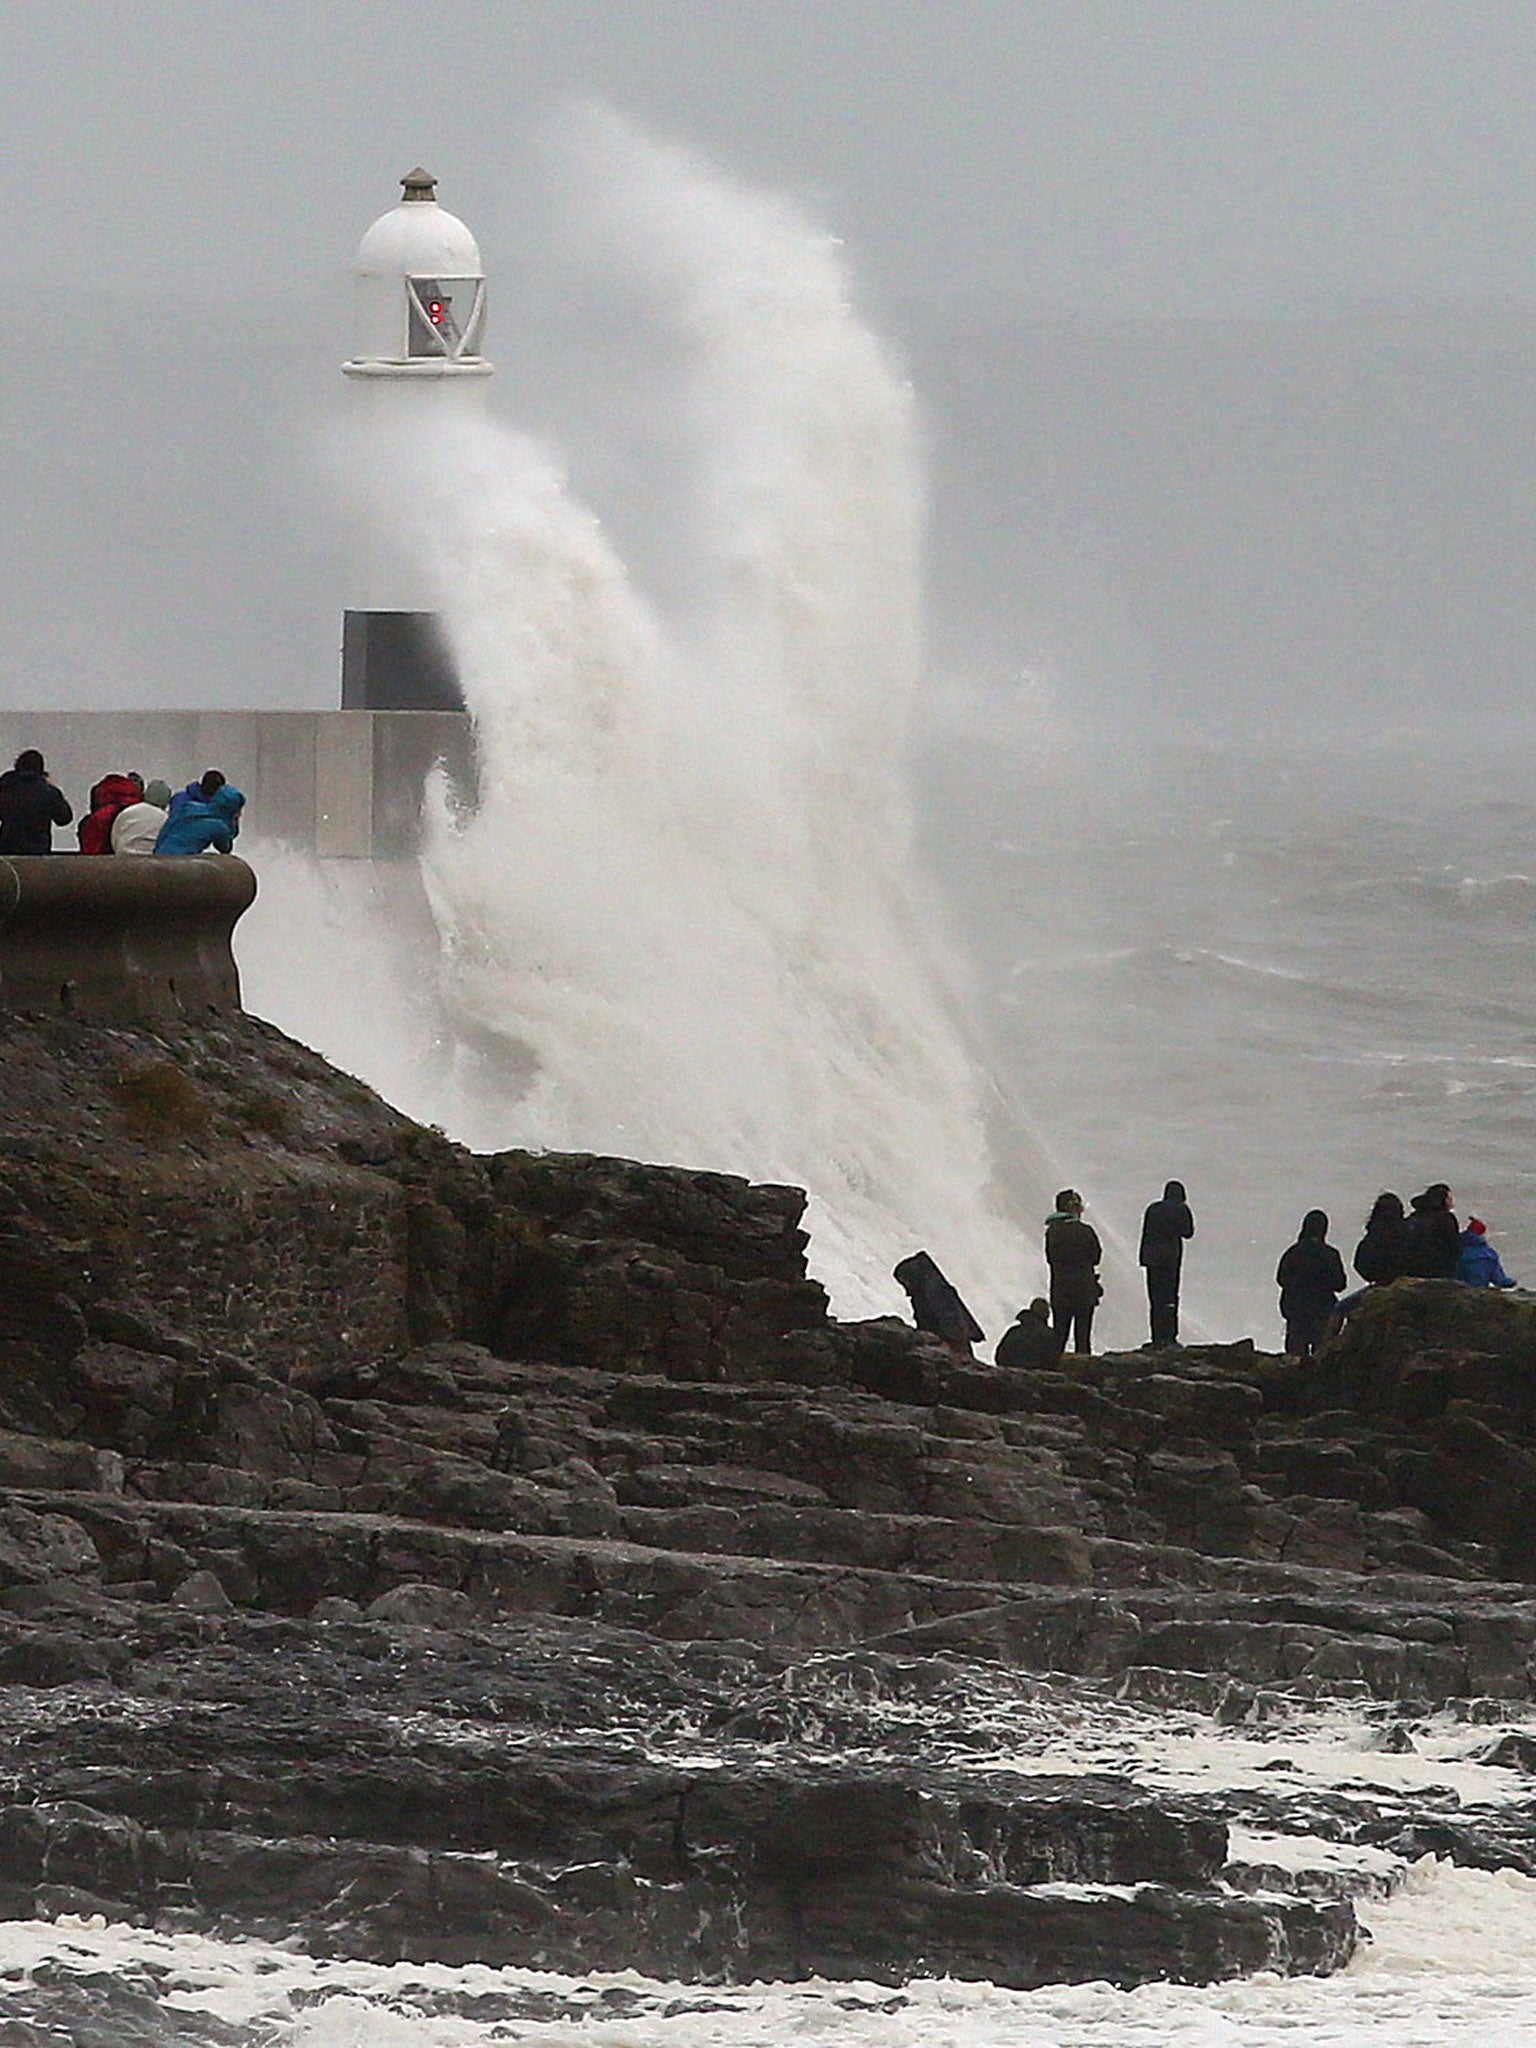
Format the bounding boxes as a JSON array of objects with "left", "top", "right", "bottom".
[{"left": 401, "top": 166, "right": 437, "bottom": 202}]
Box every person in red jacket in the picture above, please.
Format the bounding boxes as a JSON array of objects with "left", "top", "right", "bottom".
[{"left": 77, "top": 772, "right": 145, "bottom": 853}]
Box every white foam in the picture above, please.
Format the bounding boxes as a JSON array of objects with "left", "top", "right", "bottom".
[
  {"left": 304, "top": 113, "right": 1053, "bottom": 1324},
  {"left": 9, "top": 1872, "right": 1536, "bottom": 2047}
]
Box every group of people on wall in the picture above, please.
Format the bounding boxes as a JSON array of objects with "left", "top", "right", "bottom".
[
  {"left": 0, "top": 752, "right": 245, "bottom": 857},
  {"left": 898, "top": 1180, "right": 1518, "bottom": 1370}
]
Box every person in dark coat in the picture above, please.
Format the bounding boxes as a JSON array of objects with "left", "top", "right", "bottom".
[
  {"left": 1277, "top": 1209, "right": 1348, "bottom": 1361},
  {"left": 0, "top": 749, "right": 72, "bottom": 854},
  {"left": 1139, "top": 1179, "right": 1194, "bottom": 1345},
  {"left": 1044, "top": 1189, "right": 1102, "bottom": 1355},
  {"left": 1353, "top": 1192, "right": 1409, "bottom": 1286},
  {"left": 77, "top": 772, "right": 144, "bottom": 853},
  {"left": 995, "top": 1299, "right": 1057, "bottom": 1368},
  {"left": 1457, "top": 1218, "right": 1517, "bottom": 1289},
  {"left": 893, "top": 1251, "right": 984, "bottom": 1357},
  {"left": 1400, "top": 1184, "right": 1461, "bottom": 1279}
]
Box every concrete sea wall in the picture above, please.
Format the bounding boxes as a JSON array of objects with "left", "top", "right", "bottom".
[{"left": 0, "top": 855, "right": 257, "bottom": 1020}]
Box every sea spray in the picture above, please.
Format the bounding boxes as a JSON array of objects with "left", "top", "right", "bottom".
[{"left": 298, "top": 113, "right": 1052, "bottom": 1321}]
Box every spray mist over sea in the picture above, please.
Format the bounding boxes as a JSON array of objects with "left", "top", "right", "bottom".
[
  {"left": 235, "top": 111, "right": 1536, "bottom": 1352},
  {"left": 257, "top": 113, "right": 1048, "bottom": 1323}
]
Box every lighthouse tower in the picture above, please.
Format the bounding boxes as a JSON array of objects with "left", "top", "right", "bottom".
[{"left": 341, "top": 168, "right": 493, "bottom": 711}]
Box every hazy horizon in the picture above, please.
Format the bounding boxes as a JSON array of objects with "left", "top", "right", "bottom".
[{"left": 3, "top": 4, "right": 1536, "bottom": 731}]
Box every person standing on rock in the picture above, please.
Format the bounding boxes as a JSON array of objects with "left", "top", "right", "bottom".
[
  {"left": 1400, "top": 1184, "right": 1461, "bottom": 1279},
  {"left": 1276, "top": 1210, "right": 1347, "bottom": 1361},
  {"left": 1139, "top": 1179, "right": 1194, "bottom": 1347},
  {"left": 994, "top": 1299, "right": 1058, "bottom": 1368},
  {"left": 0, "top": 749, "right": 72, "bottom": 854},
  {"left": 892, "top": 1250, "right": 984, "bottom": 1357},
  {"left": 1044, "top": 1189, "right": 1102, "bottom": 1356}
]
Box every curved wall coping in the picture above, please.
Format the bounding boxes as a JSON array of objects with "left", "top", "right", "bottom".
[{"left": 0, "top": 855, "right": 257, "bottom": 1021}]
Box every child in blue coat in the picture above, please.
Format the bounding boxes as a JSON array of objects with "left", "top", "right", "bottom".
[
  {"left": 154, "top": 784, "right": 244, "bottom": 856},
  {"left": 1456, "top": 1218, "right": 1517, "bottom": 1288}
]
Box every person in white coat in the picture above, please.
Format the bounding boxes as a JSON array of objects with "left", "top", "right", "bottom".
[{"left": 109, "top": 779, "right": 173, "bottom": 855}]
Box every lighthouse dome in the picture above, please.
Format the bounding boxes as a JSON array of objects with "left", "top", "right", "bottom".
[
  {"left": 346, "top": 168, "right": 490, "bottom": 374},
  {"left": 354, "top": 167, "right": 484, "bottom": 278}
]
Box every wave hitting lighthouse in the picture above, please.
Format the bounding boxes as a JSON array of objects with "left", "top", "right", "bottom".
[{"left": 341, "top": 167, "right": 493, "bottom": 710}]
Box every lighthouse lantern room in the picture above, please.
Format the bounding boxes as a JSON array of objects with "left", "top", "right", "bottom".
[{"left": 341, "top": 168, "right": 493, "bottom": 710}]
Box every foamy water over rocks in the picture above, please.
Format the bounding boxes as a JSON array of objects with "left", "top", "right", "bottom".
[
  {"left": 4, "top": 1830, "right": 1536, "bottom": 2044},
  {"left": 7, "top": 1002, "right": 1536, "bottom": 2034}
]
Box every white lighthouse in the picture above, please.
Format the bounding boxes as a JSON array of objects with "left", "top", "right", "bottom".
[{"left": 341, "top": 168, "right": 493, "bottom": 710}]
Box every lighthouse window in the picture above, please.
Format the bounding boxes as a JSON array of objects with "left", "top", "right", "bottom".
[{"left": 407, "top": 277, "right": 485, "bottom": 359}]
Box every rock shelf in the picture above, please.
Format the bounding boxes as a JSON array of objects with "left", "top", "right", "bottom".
[{"left": 3, "top": 1009, "right": 1536, "bottom": 1990}]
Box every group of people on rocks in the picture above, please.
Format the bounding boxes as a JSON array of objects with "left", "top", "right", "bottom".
[
  {"left": 1275, "top": 1185, "right": 1517, "bottom": 1360},
  {"left": 897, "top": 1177, "right": 1519, "bottom": 1370},
  {"left": 0, "top": 752, "right": 245, "bottom": 857}
]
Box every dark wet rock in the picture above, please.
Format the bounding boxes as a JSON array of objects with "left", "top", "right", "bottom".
[
  {"left": 0, "top": 1629, "right": 122, "bottom": 1687},
  {"left": 1372, "top": 1721, "right": 1419, "bottom": 1753},
  {"left": 1479, "top": 1730, "right": 1536, "bottom": 1772},
  {"left": 309, "top": 1594, "right": 364, "bottom": 1623},
  {"left": 170, "top": 1569, "right": 234, "bottom": 1613},
  {"left": 790, "top": 1876, "right": 1355, "bottom": 1990},
  {"left": 0, "top": 1672, "right": 1350, "bottom": 1987},
  {"left": 0, "top": 1967, "right": 256, "bottom": 2047},
  {"left": 0, "top": 1502, "right": 101, "bottom": 1583},
  {"left": 12, "top": 1014, "right": 1536, "bottom": 1987},
  {"left": 366, "top": 1582, "right": 478, "bottom": 1627}
]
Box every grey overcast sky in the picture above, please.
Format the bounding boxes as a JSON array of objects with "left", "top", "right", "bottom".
[
  {"left": 4, "top": 1, "right": 1536, "bottom": 724},
  {"left": 4, "top": 0, "right": 1536, "bottom": 316}
]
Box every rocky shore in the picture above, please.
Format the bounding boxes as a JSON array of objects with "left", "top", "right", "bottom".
[{"left": 3, "top": 1008, "right": 1536, "bottom": 2010}]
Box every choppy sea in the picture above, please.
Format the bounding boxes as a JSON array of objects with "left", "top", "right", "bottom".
[{"left": 922, "top": 721, "right": 1536, "bottom": 1351}]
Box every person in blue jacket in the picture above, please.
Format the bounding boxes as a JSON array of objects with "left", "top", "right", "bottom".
[
  {"left": 154, "top": 783, "right": 244, "bottom": 856},
  {"left": 1457, "top": 1217, "right": 1517, "bottom": 1289},
  {"left": 165, "top": 768, "right": 227, "bottom": 825}
]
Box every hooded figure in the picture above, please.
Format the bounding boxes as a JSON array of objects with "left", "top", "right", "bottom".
[
  {"left": 1457, "top": 1218, "right": 1516, "bottom": 1289},
  {"left": 893, "top": 1251, "right": 984, "bottom": 1356},
  {"left": 1044, "top": 1189, "right": 1102, "bottom": 1355},
  {"left": 1400, "top": 1184, "right": 1461, "bottom": 1279},
  {"left": 0, "top": 749, "right": 72, "bottom": 854},
  {"left": 995, "top": 1299, "right": 1058, "bottom": 1369},
  {"left": 77, "top": 772, "right": 144, "bottom": 853},
  {"left": 166, "top": 769, "right": 227, "bottom": 825},
  {"left": 1353, "top": 1192, "right": 1409, "bottom": 1286},
  {"left": 110, "top": 779, "right": 174, "bottom": 856},
  {"left": 154, "top": 783, "right": 244, "bottom": 857},
  {"left": 1138, "top": 1179, "right": 1194, "bottom": 1346},
  {"left": 1276, "top": 1209, "right": 1347, "bottom": 1361}
]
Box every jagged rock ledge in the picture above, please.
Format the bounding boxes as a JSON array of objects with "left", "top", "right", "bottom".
[{"left": 2, "top": 1008, "right": 1536, "bottom": 1993}]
